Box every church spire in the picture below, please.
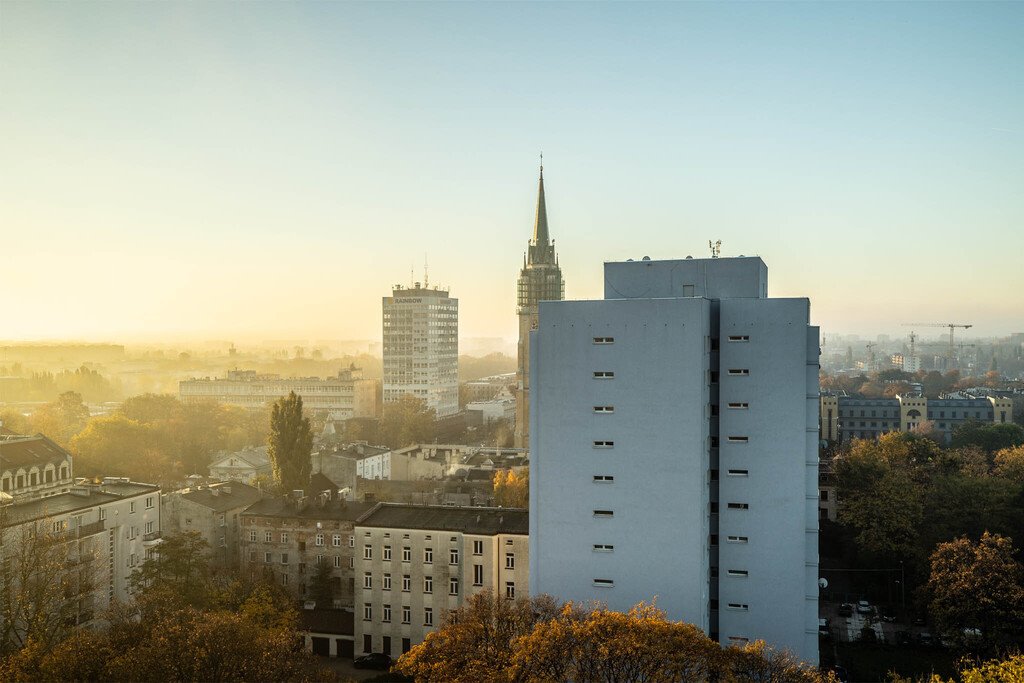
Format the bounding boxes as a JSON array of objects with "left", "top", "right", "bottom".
[{"left": 532, "top": 156, "right": 549, "bottom": 246}]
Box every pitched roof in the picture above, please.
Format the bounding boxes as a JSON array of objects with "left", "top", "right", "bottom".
[
  {"left": 177, "top": 481, "right": 263, "bottom": 512},
  {"left": 242, "top": 497, "right": 375, "bottom": 522},
  {"left": 357, "top": 503, "right": 528, "bottom": 535},
  {"left": 0, "top": 435, "right": 71, "bottom": 471},
  {"left": 210, "top": 446, "right": 270, "bottom": 469}
]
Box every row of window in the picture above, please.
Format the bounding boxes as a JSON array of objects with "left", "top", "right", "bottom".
[
  {"left": 362, "top": 539, "right": 506, "bottom": 562},
  {"left": 591, "top": 335, "right": 750, "bottom": 345},
  {"left": 251, "top": 530, "right": 344, "bottom": 546},
  {"left": 362, "top": 584, "right": 518, "bottom": 625},
  {"left": 254, "top": 552, "right": 346, "bottom": 568}
]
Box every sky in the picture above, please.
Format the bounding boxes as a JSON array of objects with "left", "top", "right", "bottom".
[{"left": 2, "top": 2, "right": 1022, "bottom": 347}]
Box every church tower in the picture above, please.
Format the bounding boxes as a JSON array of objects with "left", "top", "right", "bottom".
[{"left": 515, "top": 161, "right": 564, "bottom": 448}]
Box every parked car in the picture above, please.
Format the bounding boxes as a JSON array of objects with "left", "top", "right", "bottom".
[
  {"left": 354, "top": 653, "right": 393, "bottom": 670},
  {"left": 880, "top": 607, "right": 897, "bottom": 623},
  {"left": 918, "top": 632, "right": 934, "bottom": 647},
  {"left": 856, "top": 599, "right": 872, "bottom": 615},
  {"left": 838, "top": 603, "right": 854, "bottom": 617}
]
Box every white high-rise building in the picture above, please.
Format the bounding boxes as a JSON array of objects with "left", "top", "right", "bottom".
[
  {"left": 382, "top": 283, "right": 459, "bottom": 417},
  {"left": 529, "top": 255, "right": 819, "bottom": 665}
]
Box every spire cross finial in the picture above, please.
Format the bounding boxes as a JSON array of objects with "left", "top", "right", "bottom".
[{"left": 539, "top": 152, "right": 543, "bottom": 178}]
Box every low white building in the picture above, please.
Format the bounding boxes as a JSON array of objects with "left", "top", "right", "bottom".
[{"left": 208, "top": 446, "right": 272, "bottom": 484}]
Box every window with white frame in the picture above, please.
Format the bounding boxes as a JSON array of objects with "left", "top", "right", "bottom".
[
  {"left": 383, "top": 573, "right": 392, "bottom": 590},
  {"left": 472, "top": 540, "right": 483, "bottom": 555},
  {"left": 332, "top": 534, "right": 341, "bottom": 547},
  {"left": 424, "top": 547, "right": 433, "bottom": 563},
  {"left": 449, "top": 577, "right": 459, "bottom": 595},
  {"left": 402, "top": 605, "right": 411, "bottom": 624},
  {"left": 505, "top": 581, "right": 515, "bottom": 600},
  {"left": 384, "top": 545, "right": 392, "bottom": 560},
  {"left": 505, "top": 552, "right": 515, "bottom": 570},
  {"left": 473, "top": 564, "right": 483, "bottom": 586},
  {"left": 424, "top": 607, "right": 433, "bottom": 626},
  {"left": 363, "top": 572, "right": 372, "bottom": 589},
  {"left": 364, "top": 545, "right": 372, "bottom": 560},
  {"left": 402, "top": 575, "right": 411, "bottom": 592}
]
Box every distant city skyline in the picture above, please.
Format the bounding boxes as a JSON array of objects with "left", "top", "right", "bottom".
[{"left": 2, "top": 2, "right": 1022, "bottom": 342}]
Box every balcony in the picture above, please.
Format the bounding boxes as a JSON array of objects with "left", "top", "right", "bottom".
[{"left": 142, "top": 531, "right": 163, "bottom": 547}]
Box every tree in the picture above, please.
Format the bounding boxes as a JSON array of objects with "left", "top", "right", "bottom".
[
  {"left": 396, "top": 592, "right": 831, "bottom": 683},
  {"left": 0, "top": 513, "right": 97, "bottom": 658},
  {"left": 494, "top": 469, "right": 528, "bottom": 508},
  {"left": 951, "top": 420, "right": 1024, "bottom": 454},
  {"left": 395, "top": 591, "right": 560, "bottom": 682},
  {"left": 130, "top": 531, "right": 214, "bottom": 611},
  {"left": 268, "top": 392, "right": 313, "bottom": 493},
  {"left": 30, "top": 391, "right": 90, "bottom": 446},
  {"left": 378, "top": 395, "right": 436, "bottom": 449},
  {"left": 994, "top": 445, "right": 1024, "bottom": 483},
  {"left": 70, "top": 414, "right": 173, "bottom": 484},
  {"left": 309, "top": 560, "right": 334, "bottom": 607},
  {"left": 927, "top": 532, "right": 1024, "bottom": 653}
]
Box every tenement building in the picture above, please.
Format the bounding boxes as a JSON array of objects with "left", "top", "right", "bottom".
[
  {"left": 530, "top": 255, "right": 820, "bottom": 665},
  {"left": 382, "top": 283, "right": 459, "bottom": 417},
  {"left": 354, "top": 504, "right": 528, "bottom": 659},
  {"left": 514, "top": 163, "right": 564, "bottom": 448},
  {"left": 239, "top": 484, "right": 374, "bottom": 607},
  {"left": 179, "top": 367, "right": 379, "bottom": 419},
  {"left": 162, "top": 481, "right": 263, "bottom": 570}
]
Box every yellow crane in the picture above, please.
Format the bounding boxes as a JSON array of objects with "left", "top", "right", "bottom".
[{"left": 901, "top": 323, "right": 973, "bottom": 368}]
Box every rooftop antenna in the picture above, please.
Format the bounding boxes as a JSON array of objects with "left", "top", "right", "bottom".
[
  {"left": 709, "top": 240, "right": 722, "bottom": 258},
  {"left": 410, "top": 264, "right": 414, "bottom": 288},
  {"left": 540, "top": 151, "right": 543, "bottom": 178},
  {"left": 424, "top": 253, "right": 429, "bottom": 289}
]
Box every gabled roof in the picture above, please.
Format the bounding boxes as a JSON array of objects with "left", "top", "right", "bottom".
[
  {"left": 0, "top": 435, "right": 71, "bottom": 471},
  {"left": 209, "top": 446, "right": 270, "bottom": 470}
]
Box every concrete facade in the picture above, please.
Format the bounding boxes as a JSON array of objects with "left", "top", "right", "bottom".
[
  {"left": 240, "top": 494, "right": 375, "bottom": 608},
  {"left": 180, "top": 368, "right": 379, "bottom": 419},
  {"left": 530, "top": 255, "right": 819, "bottom": 665},
  {"left": 382, "top": 285, "right": 459, "bottom": 417},
  {"left": 162, "top": 481, "right": 263, "bottom": 570}
]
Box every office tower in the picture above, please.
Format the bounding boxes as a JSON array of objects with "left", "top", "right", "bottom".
[
  {"left": 529, "top": 255, "right": 819, "bottom": 664},
  {"left": 515, "top": 164, "right": 564, "bottom": 447},
  {"left": 382, "top": 283, "right": 459, "bottom": 417}
]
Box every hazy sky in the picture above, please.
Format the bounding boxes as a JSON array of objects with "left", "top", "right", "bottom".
[{"left": 2, "top": 2, "right": 1022, "bottom": 346}]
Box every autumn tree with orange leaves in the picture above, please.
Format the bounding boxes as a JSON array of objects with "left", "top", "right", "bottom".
[{"left": 395, "top": 591, "right": 831, "bottom": 683}]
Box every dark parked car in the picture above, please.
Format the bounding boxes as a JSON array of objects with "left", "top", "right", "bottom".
[
  {"left": 354, "top": 653, "right": 393, "bottom": 670},
  {"left": 838, "top": 603, "right": 854, "bottom": 617}
]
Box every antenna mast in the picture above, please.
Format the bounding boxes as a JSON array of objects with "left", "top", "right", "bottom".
[{"left": 709, "top": 240, "right": 722, "bottom": 258}]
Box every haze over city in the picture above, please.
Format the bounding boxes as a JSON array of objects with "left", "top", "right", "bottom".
[{"left": 3, "top": 2, "right": 1023, "bottom": 344}]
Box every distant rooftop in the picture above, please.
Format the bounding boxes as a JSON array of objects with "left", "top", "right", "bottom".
[
  {"left": 2, "top": 480, "right": 159, "bottom": 527},
  {"left": 357, "top": 503, "right": 528, "bottom": 535},
  {"left": 174, "top": 481, "right": 263, "bottom": 512},
  {"left": 242, "top": 497, "right": 375, "bottom": 522},
  {"left": 0, "top": 435, "right": 72, "bottom": 470}
]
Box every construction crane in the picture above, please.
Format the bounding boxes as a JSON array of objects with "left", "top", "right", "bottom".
[{"left": 902, "top": 322, "right": 973, "bottom": 368}]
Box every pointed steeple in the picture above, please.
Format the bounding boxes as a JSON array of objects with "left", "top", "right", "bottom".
[{"left": 532, "top": 159, "right": 549, "bottom": 246}]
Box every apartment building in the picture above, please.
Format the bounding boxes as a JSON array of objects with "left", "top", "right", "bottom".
[
  {"left": 382, "top": 284, "right": 459, "bottom": 417},
  {"left": 179, "top": 368, "right": 379, "bottom": 419},
  {"left": 162, "top": 481, "right": 263, "bottom": 570},
  {"left": 0, "top": 437, "right": 161, "bottom": 632},
  {"left": 354, "top": 504, "right": 528, "bottom": 659},
  {"left": 239, "top": 488, "right": 374, "bottom": 607},
  {"left": 820, "top": 393, "right": 1014, "bottom": 444},
  {"left": 530, "top": 255, "right": 819, "bottom": 665}
]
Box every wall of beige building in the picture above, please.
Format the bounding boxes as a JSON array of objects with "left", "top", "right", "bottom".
[{"left": 353, "top": 527, "right": 529, "bottom": 659}]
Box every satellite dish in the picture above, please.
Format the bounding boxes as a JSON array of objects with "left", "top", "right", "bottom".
[
  {"left": 819, "top": 578, "right": 829, "bottom": 589},
  {"left": 642, "top": 256, "right": 651, "bottom": 261}
]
